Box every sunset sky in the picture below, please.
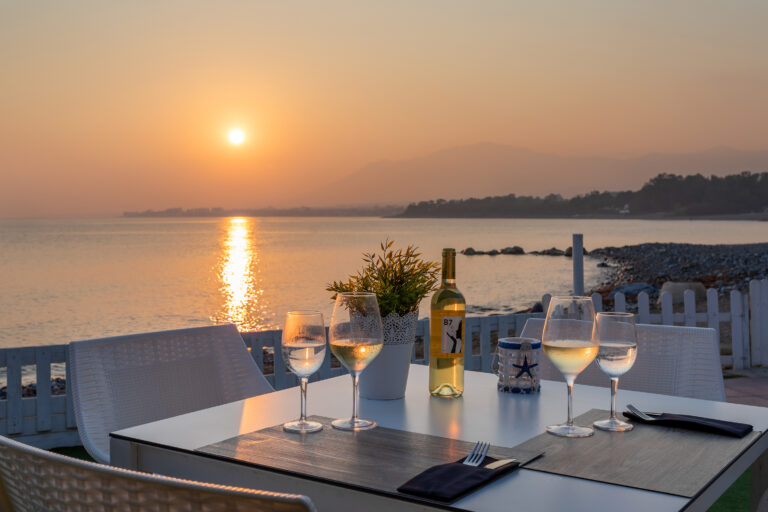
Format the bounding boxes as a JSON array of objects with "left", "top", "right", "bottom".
[{"left": 2, "top": 1, "right": 767, "bottom": 216}]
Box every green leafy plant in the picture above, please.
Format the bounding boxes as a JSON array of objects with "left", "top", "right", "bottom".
[{"left": 328, "top": 239, "right": 440, "bottom": 317}]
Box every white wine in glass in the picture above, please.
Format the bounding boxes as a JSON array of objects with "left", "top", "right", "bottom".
[
  {"left": 593, "top": 312, "right": 638, "bottom": 432},
  {"left": 542, "top": 296, "right": 597, "bottom": 438},
  {"left": 328, "top": 339, "right": 383, "bottom": 372},
  {"left": 329, "top": 292, "right": 384, "bottom": 431},
  {"left": 281, "top": 311, "right": 327, "bottom": 434}
]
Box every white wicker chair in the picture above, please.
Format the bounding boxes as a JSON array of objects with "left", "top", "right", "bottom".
[
  {"left": 0, "top": 434, "right": 316, "bottom": 512},
  {"left": 520, "top": 318, "right": 726, "bottom": 401},
  {"left": 70, "top": 324, "right": 274, "bottom": 463}
]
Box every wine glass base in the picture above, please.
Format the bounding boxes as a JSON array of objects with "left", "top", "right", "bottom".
[
  {"left": 594, "top": 418, "right": 634, "bottom": 432},
  {"left": 283, "top": 419, "right": 323, "bottom": 434},
  {"left": 546, "top": 423, "right": 594, "bottom": 438},
  {"left": 331, "top": 418, "right": 377, "bottom": 431}
]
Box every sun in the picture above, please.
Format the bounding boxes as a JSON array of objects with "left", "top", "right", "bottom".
[{"left": 228, "top": 128, "right": 246, "bottom": 145}]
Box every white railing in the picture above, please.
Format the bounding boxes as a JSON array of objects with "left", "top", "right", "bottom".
[
  {"left": 240, "top": 311, "right": 546, "bottom": 390},
  {"left": 0, "top": 345, "right": 77, "bottom": 449},
  {"left": 574, "top": 287, "right": 751, "bottom": 370},
  {"left": 1, "top": 278, "right": 766, "bottom": 449}
]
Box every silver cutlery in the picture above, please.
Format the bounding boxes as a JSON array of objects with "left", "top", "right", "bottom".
[
  {"left": 463, "top": 441, "right": 490, "bottom": 467},
  {"left": 626, "top": 404, "right": 656, "bottom": 421}
]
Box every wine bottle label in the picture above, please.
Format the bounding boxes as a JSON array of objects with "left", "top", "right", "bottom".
[{"left": 441, "top": 316, "right": 463, "bottom": 354}]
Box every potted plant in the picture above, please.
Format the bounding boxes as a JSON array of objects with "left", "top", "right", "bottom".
[{"left": 328, "top": 240, "right": 439, "bottom": 399}]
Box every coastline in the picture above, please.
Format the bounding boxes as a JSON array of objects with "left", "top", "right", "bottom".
[
  {"left": 589, "top": 241, "right": 768, "bottom": 298},
  {"left": 394, "top": 212, "right": 768, "bottom": 221}
]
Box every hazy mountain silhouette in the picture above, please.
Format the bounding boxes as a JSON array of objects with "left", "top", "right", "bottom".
[{"left": 319, "top": 143, "right": 768, "bottom": 205}]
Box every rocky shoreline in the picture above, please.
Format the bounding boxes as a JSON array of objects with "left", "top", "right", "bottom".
[
  {"left": 0, "top": 378, "right": 67, "bottom": 400},
  {"left": 590, "top": 242, "right": 768, "bottom": 298},
  {"left": 462, "top": 245, "right": 587, "bottom": 256},
  {"left": 462, "top": 241, "right": 768, "bottom": 310}
]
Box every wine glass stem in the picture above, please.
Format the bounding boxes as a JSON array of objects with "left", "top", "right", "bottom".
[
  {"left": 351, "top": 373, "right": 359, "bottom": 423},
  {"left": 300, "top": 377, "right": 308, "bottom": 423},
  {"left": 566, "top": 378, "right": 575, "bottom": 426},
  {"left": 610, "top": 377, "right": 618, "bottom": 420}
]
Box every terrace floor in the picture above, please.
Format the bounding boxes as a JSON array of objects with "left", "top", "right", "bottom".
[{"left": 725, "top": 369, "right": 768, "bottom": 408}]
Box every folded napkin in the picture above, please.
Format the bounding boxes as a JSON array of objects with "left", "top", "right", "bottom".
[
  {"left": 397, "top": 456, "right": 520, "bottom": 503},
  {"left": 623, "top": 410, "right": 753, "bottom": 438}
]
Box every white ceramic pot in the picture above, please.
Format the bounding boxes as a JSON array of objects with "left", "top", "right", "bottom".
[{"left": 359, "top": 311, "right": 419, "bottom": 400}]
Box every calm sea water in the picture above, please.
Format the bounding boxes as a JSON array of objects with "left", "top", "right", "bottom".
[{"left": 2, "top": 217, "right": 767, "bottom": 348}]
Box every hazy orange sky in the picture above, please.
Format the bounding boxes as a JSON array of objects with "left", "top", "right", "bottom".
[{"left": 2, "top": 1, "right": 768, "bottom": 216}]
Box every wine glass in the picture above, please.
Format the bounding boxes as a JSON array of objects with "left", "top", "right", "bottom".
[
  {"left": 542, "top": 296, "right": 597, "bottom": 438},
  {"left": 281, "top": 310, "right": 327, "bottom": 433},
  {"left": 593, "top": 312, "right": 638, "bottom": 432},
  {"left": 329, "top": 292, "right": 384, "bottom": 431}
]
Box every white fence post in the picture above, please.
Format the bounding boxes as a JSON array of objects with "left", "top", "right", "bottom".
[
  {"left": 591, "top": 293, "right": 603, "bottom": 313},
  {"left": 421, "top": 319, "right": 430, "bottom": 365},
  {"left": 683, "top": 289, "right": 697, "bottom": 326},
  {"left": 479, "top": 316, "right": 492, "bottom": 373},
  {"left": 731, "top": 290, "right": 746, "bottom": 370},
  {"left": 762, "top": 280, "right": 768, "bottom": 367},
  {"left": 614, "top": 292, "right": 626, "bottom": 313},
  {"left": 573, "top": 233, "right": 584, "bottom": 296},
  {"left": 637, "top": 292, "right": 651, "bottom": 323},
  {"left": 661, "top": 292, "right": 674, "bottom": 325},
  {"left": 706, "top": 289, "right": 719, "bottom": 335},
  {"left": 750, "top": 280, "right": 763, "bottom": 366},
  {"left": 743, "top": 292, "right": 752, "bottom": 368},
  {"left": 542, "top": 294, "right": 552, "bottom": 313}
]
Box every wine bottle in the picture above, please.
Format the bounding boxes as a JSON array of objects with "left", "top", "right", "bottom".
[{"left": 429, "top": 248, "right": 466, "bottom": 397}]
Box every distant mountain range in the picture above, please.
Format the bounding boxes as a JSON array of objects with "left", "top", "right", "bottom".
[{"left": 318, "top": 144, "right": 768, "bottom": 205}]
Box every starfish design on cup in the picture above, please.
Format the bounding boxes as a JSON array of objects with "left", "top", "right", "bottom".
[{"left": 513, "top": 355, "right": 538, "bottom": 379}]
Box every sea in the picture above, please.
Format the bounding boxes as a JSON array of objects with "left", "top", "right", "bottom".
[{"left": 2, "top": 217, "right": 768, "bottom": 349}]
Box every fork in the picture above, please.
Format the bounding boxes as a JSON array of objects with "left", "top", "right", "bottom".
[
  {"left": 463, "top": 441, "right": 490, "bottom": 466},
  {"left": 626, "top": 404, "right": 655, "bottom": 421}
]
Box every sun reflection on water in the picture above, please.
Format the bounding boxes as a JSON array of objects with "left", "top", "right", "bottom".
[{"left": 214, "top": 217, "right": 267, "bottom": 332}]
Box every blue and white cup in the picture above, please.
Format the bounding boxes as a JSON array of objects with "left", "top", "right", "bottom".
[{"left": 496, "top": 337, "right": 541, "bottom": 394}]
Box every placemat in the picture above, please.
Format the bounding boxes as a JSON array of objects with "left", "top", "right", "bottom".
[
  {"left": 516, "top": 409, "right": 761, "bottom": 497},
  {"left": 197, "top": 415, "right": 542, "bottom": 504}
]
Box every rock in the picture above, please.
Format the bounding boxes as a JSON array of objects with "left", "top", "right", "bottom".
[
  {"left": 462, "top": 247, "right": 477, "bottom": 255},
  {"left": 659, "top": 281, "right": 707, "bottom": 305},
  {"left": 531, "top": 302, "right": 544, "bottom": 313},
  {"left": 564, "top": 246, "right": 589, "bottom": 257},
  {"left": 597, "top": 261, "right": 610, "bottom": 268},
  {"left": 609, "top": 282, "right": 655, "bottom": 299},
  {"left": 539, "top": 247, "right": 565, "bottom": 256},
  {"left": 501, "top": 246, "right": 525, "bottom": 255},
  {"left": 487, "top": 249, "right": 500, "bottom": 256}
]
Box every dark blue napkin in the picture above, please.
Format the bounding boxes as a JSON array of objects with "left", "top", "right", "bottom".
[
  {"left": 397, "top": 456, "right": 520, "bottom": 503},
  {"left": 623, "top": 410, "right": 753, "bottom": 438}
]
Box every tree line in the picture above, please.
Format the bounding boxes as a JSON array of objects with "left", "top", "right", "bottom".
[{"left": 399, "top": 172, "right": 768, "bottom": 218}]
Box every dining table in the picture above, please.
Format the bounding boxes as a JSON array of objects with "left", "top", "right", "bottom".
[{"left": 110, "top": 365, "right": 768, "bottom": 511}]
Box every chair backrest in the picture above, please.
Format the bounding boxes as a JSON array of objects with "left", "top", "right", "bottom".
[
  {"left": 521, "top": 318, "right": 725, "bottom": 401},
  {"left": 0, "top": 434, "right": 316, "bottom": 512},
  {"left": 70, "top": 324, "right": 274, "bottom": 463}
]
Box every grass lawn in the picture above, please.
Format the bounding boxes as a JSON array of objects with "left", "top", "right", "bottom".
[
  {"left": 709, "top": 468, "right": 750, "bottom": 511},
  {"left": 51, "top": 445, "right": 94, "bottom": 462},
  {"left": 49, "top": 445, "right": 752, "bottom": 510}
]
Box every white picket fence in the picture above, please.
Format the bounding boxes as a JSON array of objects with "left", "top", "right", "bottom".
[
  {"left": 581, "top": 288, "right": 750, "bottom": 370},
  {"left": 1, "top": 279, "right": 767, "bottom": 449}
]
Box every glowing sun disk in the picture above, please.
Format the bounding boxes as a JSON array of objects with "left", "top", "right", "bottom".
[{"left": 228, "top": 129, "right": 246, "bottom": 145}]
